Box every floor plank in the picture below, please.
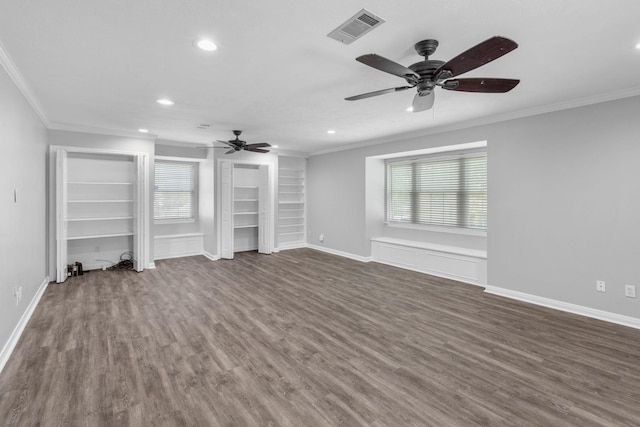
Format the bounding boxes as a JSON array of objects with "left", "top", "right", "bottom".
[{"left": 1, "top": 248, "right": 640, "bottom": 426}]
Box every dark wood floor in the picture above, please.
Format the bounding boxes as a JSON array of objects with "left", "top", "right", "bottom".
[{"left": 1, "top": 249, "right": 640, "bottom": 426}]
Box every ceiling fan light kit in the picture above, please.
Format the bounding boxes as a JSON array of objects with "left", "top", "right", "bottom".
[{"left": 346, "top": 36, "right": 520, "bottom": 112}]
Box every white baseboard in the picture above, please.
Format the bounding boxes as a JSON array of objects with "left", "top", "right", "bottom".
[
  {"left": 147, "top": 262, "right": 156, "bottom": 269},
  {"left": 306, "top": 244, "right": 372, "bottom": 263},
  {"left": 203, "top": 251, "right": 220, "bottom": 261},
  {"left": 0, "top": 277, "right": 49, "bottom": 374},
  {"left": 484, "top": 286, "right": 640, "bottom": 330}
]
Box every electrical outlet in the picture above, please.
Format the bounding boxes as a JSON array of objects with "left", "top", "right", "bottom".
[
  {"left": 625, "top": 285, "right": 636, "bottom": 298},
  {"left": 596, "top": 280, "right": 606, "bottom": 292},
  {"left": 319, "top": 233, "right": 324, "bottom": 242}
]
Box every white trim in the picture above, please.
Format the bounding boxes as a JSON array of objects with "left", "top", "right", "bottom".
[
  {"left": 310, "top": 86, "right": 640, "bottom": 157},
  {"left": 306, "top": 244, "right": 372, "bottom": 262},
  {"left": 0, "top": 277, "right": 49, "bottom": 374},
  {"left": 371, "top": 237, "right": 486, "bottom": 259},
  {"left": 155, "top": 155, "right": 207, "bottom": 163},
  {"left": 0, "top": 39, "right": 50, "bottom": 127},
  {"left": 484, "top": 286, "right": 640, "bottom": 331},
  {"left": 49, "top": 122, "right": 156, "bottom": 140},
  {"left": 147, "top": 262, "right": 156, "bottom": 269},
  {"left": 203, "top": 251, "right": 220, "bottom": 261},
  {"left": 385, "top": 222, "right": 487, "bottom": 237}
]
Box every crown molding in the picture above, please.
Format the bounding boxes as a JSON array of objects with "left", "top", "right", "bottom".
[
  {"left": 48, "top": 122, "right": 157, "bottom": 140},
  {"left": 0, "top": 39, "right": 50, "bottom": 127},
  {"left": 310, "top": 87, "right": 640, "bottom": 157}
]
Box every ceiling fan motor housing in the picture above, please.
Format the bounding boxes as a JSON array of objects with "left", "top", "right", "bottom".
[{"left": 409, "top": 60, "right": 444, "bottom": 94}]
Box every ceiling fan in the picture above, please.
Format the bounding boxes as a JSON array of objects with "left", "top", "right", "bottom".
[
  {"left": 207, "top": 130, "right": 271, "bottom": 154},
  {"left": 345, "top": 36, "right": 520, "bottom": 112}
]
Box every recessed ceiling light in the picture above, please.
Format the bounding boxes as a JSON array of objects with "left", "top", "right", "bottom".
[
  {"left": 156, "top": 98, "right": 174, "bottom": 106},
  {"left": 327, "top": 130, "right": 336, "bottom": 134},
  {"left": 271, "top": 145, "right": 279, "bottom": 148},
  {"left": 138, "top": 128, "right": 149, "bottom": 133},
  {"left": 636, "top": 42, "right": 640, "bottom": 49},
  {"left": 195, "top": 39, "right": 218, "bottom": 52},
  {"left": 406, "top": 106, "right": 414, "bottom": 112}
]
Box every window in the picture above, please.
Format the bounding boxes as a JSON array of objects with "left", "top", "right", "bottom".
[
  {"left": 154, "top": 161, "right": 197, "bottom": 222},
  {"left": 387, "top": 153, "right": 487, "bottom": 230}
]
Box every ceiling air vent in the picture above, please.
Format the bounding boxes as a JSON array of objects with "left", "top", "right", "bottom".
[{"left": 327, "top": 9, "right": 385, "bottom": 45}]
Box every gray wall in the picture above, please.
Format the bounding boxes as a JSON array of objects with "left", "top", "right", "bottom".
[
  {"left": 0, "top": 64, "right": 48, "bottom": 355},
  {"left": 307, "top": 95, "right": 640, "bottom": 318}
]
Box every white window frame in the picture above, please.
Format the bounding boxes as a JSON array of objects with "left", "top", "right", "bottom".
[
  {"left": 154, "top": 159, "right": 199, "bottom": 224},
  {"left": 385, "top": 150, "right": 487, "bottom": 236}
]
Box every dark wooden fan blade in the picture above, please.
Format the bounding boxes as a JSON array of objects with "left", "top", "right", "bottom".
[
  {"left": 245, "top": 142, "right": 271, "bottom": 149},
  {"left": 246, "top": 148, "right": 270, "bottom": 153},
  {"left": 356, "top": 54, "right": 418, "bottom": 83},
  {"left": 412, "top": 91, "right": 434, "bottom": 112},
  {"left": 345, "top": 86, "right": 413, "bottom": 101},
  {"left": 434, "top": 36, "right": 518, "bottom": 80},
  {"left": 216, "top": 139, "right": 236, "bottom": 147},
  {"left": 225, "top": 148, "right": 236, "bottom": 154},
  {"left": 442, "top": 78, "right": 520, "bottom": 93}
]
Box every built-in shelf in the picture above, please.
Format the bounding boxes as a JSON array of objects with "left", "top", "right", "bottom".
[
  {"left": 235, "top": 198, "right": 258, "bottom": 202},
  {"left": 68, "top": 216, "right": 133, "bottom": 222},
  {"left": 278, "top": 160, "right": 305, "bottom": 248},
  {"left": 68, "top": 232, "right": 133, "bottom": 241},
  {"left": 234, "top": 185, "right": 258, "bottom": 189},
  {"left": 234, "top": 212, "right": 258, "bottom": 215},
  {"left": 234, "top": 225, "right": 258, "bottom": 229}
]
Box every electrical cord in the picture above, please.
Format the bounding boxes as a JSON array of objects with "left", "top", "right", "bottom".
[{"left": 106, "top": 251, "right": 135, "bottom": 271}]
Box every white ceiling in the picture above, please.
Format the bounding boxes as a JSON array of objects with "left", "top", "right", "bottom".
[{"left": 1, "top": 1, "right": 639, "bottom": 155}]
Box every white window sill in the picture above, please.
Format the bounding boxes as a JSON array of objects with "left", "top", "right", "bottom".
[
  {"left": 385, "top": 221, "right": 487, "bottom": 237},
  {"left": 154, "top": 218, "right": 197, "bottom": 225}
]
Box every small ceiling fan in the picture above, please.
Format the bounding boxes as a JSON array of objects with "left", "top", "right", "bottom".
[
  {"left": 206, "top": 130, "right": 271, "bottom": 154},
  {"left": 345, "top": 36, "right": 520, "bottom": 112}
]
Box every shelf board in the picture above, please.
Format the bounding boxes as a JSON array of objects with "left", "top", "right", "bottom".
[
  {"left": 68, "top": 199, "right": 134, "bottom": 203},
  {"left": 279, "top": 216, "right": 304, "bottom": 220},
  {"left": 278, "top": 184, "right": 304, "bottom": 187},
  {"left": 234, "top": 225, "right": 258, "bottom": 229},
  {"left": 68, "top": 216, "right": 133, "bottom": 222},
  {"left": 279, "top": 231, "right": 305, "bottom": 236},
  {"left": 68, "top": 232, "right": 133, "bottom": 240},
  {"left": 279, "top": 168, "right": 303, "bottom": 172},
  {"left": 234, "top": 186, "right": 258, "bottom": 189},
  {"left": 278, "top": 201, "right": 304, "bottom": 205},
  {"left": 279, "top": 224, "right": 304, "bottom": 228},
  {"left": 68, "top": 181, "right": 132, "bottom": 185},
  {"left": 234, "top": 212, "right": 258, "bottom": 215},
  {"left": 279, "top": 191, "right": 304, "bottom": 194},
  {"left": 234, "top": 199, "right": 258, "bottom": 202}
]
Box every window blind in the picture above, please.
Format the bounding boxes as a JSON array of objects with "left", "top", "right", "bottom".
[
  {"left": 387, "top": 153, "right": 487, "bottom": 230},
  {"left": 154, "top": 162, "right": 195, "bottom": 220}
]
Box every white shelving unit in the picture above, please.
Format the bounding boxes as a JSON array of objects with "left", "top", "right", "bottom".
[
  {"left": 55, "top": 150, "right": 144, "bottom": 280},
  {"left": 277, "top": 156, "right": 306, "bottom": 249},
  {"left": 233, "top": 169, "right": 260, "bottom": 252}
]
